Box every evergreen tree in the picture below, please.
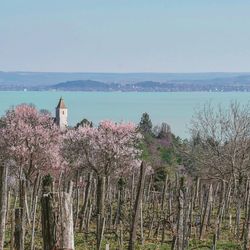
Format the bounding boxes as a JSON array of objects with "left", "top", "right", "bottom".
[
  {"left": 139, "top": 112, "right": 152, "bottom": 134},
  {"left": 75, "top": 118, "right": 93, "bottom": 128}
]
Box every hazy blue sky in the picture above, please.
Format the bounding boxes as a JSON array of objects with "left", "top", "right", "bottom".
[{"left": 1, "top": 0, "right": 250, "bottom": 72}]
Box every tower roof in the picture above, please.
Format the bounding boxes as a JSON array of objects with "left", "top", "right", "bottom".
[{"left": 56, "top": 97, "right": 67, "bottom": 109}]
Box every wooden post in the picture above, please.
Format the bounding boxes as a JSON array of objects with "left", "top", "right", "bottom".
[
  {"left": 59, "top": 191, "right": 75, "bottom": 250},
  {"left": 243, "top": 181, "right": 250, "bottom": 250},
  {"left": 14, "top": 208, "right": 23, "bottom": 250},
  {"left": 0, "top": 164, "right": 8, "bottom": 249},
  {"left": 176, "top": 177, "right": 186, "bottom": 250},
  {"left": 140, "top": 200, "right": 144, "bottom": 246},
  {"left": 96, "top": 175, "right": 106, "bottom": 250},
  {"left": 10, "top": 209, "right": 15, "bottom": 250},
  {"left": 41, "top": 175, "right": 56, "bottom": 250},
  {"left": 119, "top": 223, "right": 124, "bottom": 249},
  {"left": 31, "top": 195, "right": 38, "bottom": 250},
  {"left": 128, "top": 162, "right": 146, "bottom": 250},
  {"left": 199, "top": 184, "right": 213, "bottom": 240},
  {"left": 18, "top": 179, "right": 26, "bottom": 250}
]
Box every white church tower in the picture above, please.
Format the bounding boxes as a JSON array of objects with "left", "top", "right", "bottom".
[{"left": 56, "top": 97, "right": 68, "bottom": 129}]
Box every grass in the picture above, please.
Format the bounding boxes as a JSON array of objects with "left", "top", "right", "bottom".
[
  {"left": 2, "top": 212, "right": 243, "bottom": 250},
  {"left": 3, "top": 230, "right": 242, "bottom": 250}
]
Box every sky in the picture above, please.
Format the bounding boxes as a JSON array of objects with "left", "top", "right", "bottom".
[{"left": 0, "top": 0, "right": 250, "bottom": 73}]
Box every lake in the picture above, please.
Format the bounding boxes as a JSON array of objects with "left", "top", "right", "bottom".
[{"left": 0, "top": 91, "right": 249, "bottom": 138}]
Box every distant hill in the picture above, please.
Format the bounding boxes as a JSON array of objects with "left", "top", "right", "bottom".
[
  {"left": 51, "top": 80, "right": 111, "bottom": 91},
  {"left": 0, "top": 71, "right": 250, "bottom": 91},
  {"left": 49, "top": 80, "right": 170, "bottom": 91},
  {"left": 1, "top": 71, "right": 250, "bottom": 85}
]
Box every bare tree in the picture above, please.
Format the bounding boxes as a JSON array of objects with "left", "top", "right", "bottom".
[{"left": 190, "top": 101, "right": 250, "bottom": 182}]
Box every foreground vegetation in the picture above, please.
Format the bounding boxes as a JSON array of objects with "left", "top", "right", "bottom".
[{"left": 0, "top": 101, "right": 250, "bottom": 250}]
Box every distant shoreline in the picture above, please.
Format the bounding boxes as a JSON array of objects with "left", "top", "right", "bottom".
[
  {"left": 1, "top": 72, "right": 250, "bottom": 92},
  {"left": 0, "top": 90, "right": 250, "bottom": 93}
]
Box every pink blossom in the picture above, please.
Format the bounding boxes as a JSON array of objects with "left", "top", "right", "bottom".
[
  {"left": 0, "top": 104, "right": 63, "bottom": 180},
  {"left": 63, "top": 120, "right": 142, "bottom": 178}
]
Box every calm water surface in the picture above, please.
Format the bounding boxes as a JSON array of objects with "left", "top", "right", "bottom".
[{"left": 0, "top": 91, "right": 249, "bottom": 138}]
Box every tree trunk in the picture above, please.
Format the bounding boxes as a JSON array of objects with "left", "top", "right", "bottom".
[
  {"left": 79, "top": 172, "right": 93, "bottom": 231},
  {"left": 194, "top": 177, "right": 200, "bottom": 208},
  {"left": 73, "top": 171, "right": 79, "bottom": 230},
  {"left": 17, "top": 179, "right": 26, "bottom": 250}
]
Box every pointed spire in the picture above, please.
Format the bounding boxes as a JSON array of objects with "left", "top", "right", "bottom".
[{"left": 56, "top": 97, "right": 67, "bottom": 109}]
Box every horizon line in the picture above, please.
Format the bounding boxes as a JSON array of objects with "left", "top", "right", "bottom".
[{"left": 1, "top": 70, "right": 250, "bottom": 74}]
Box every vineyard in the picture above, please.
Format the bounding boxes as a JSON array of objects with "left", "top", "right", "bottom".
[{"left": 0, "top": 102, "right": 250, "bottom": 250}]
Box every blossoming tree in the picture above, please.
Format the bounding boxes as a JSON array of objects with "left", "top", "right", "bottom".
[
  {"left": 1, "top": 104, "right": 62, "bottom": 180},
  {"left": 0, "top": 104, "right": 62, "bottom": 249},
  {"left": 63, "top": 120, "right": 142, "bottom": 248}
]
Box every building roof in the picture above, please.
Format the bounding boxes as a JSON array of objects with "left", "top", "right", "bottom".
[{"left": 56, "top": 97, "right": 67, "bottom": 109}]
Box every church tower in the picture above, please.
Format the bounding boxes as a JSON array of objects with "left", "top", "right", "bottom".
[{"left": 56, "top": 97, "right": 68, "bottom": 129}]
